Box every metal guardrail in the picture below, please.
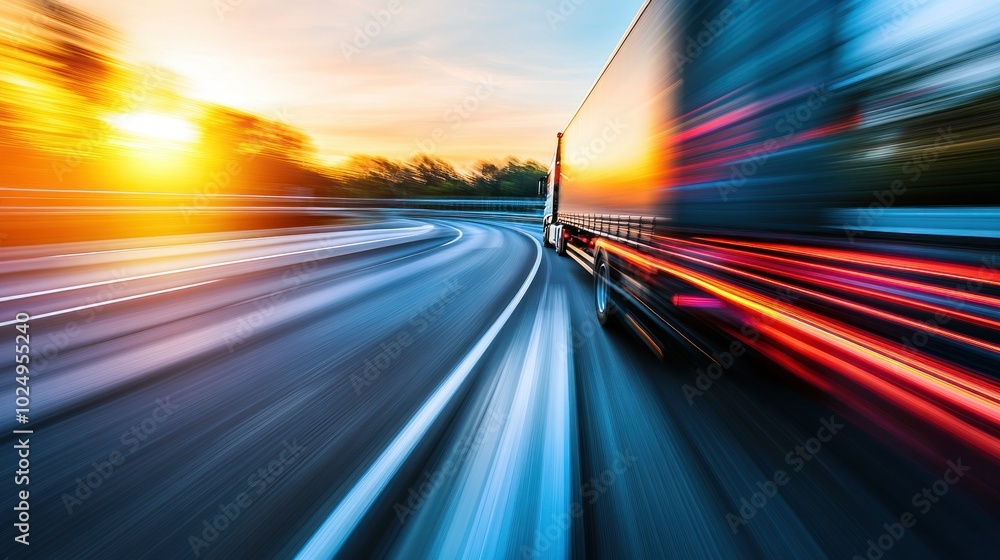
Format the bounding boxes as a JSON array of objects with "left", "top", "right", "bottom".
[
  {"left": 0, "top": 188, "right": 545, "bottom": 215},
  {"left": 560, "top": 212, "right": 661, "bottom": 247},
  {"left": 371, "top": 198, "right": 544, "bottom": 213}
]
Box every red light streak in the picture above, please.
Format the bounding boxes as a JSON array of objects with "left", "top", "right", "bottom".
[{"left": 596, "top": 238, "right": 1000, "bottom": 461}]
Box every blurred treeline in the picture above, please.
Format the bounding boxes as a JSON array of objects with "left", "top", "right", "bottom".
[
  {"left": 0, "top": 0, "right": 543, "bottom": 199},
  {"left": 332, "top": 155, "right": 546, "bottom": 198}
]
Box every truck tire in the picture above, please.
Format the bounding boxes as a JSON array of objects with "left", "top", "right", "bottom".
[
  {"left": 543, "top": 224, "right": 554, "bottom": 248},
  {"left": 555, "top": 227, "right": 567, "bottom": 256},
  {"left": 594, "top": 248, "right": 619, "bottom": 327}
]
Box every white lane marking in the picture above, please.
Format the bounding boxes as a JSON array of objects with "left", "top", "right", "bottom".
[
  {"left": 0, "top": 219, "right": 427, "bottom": 262},
  {"left": 6, "top": 230, "right": 360, "bottom": 261},
  {"left": 465, "top": 298, "right": 548, "bottom": 557},
  {"left": 440, "top": 224, "right": 465, "bottom": 247},
  {"left": 5, "top": 233, "right": 294, "bottom": 262},
  {"left": 0, "top": 280, "right": 219, "bottom": 327},
  {"left": 0, "top": 226, "right": 433, "bottom": 303},
  {"left": 535, "top": 288, "right": 573, "bottom": 560},
  {"left": 338, "top": 224, "right": 466, "bottom": 276},
  {"left": 294, "top": 227, "right": 543, "bottom": 560},
  {"left": 222, "top": 224, "right": 467, "bottom": 312},
  {"left": 457, "top": 287, "right": 573, "bottom": 558}
]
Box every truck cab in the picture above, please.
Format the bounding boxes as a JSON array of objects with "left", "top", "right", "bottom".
[{"left": 541, "top": 133, "right": 562, "bottom": 249}]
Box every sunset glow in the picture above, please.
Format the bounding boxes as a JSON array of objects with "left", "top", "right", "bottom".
[
  {"left": 63, "top": 0, "right": 646, "bottom": 167},
  {"left": 107, "top": 112, "right": 199, "bottom": 151}
]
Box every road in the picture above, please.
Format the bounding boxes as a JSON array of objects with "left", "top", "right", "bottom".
[{"left": 1, "top": 218, "right": 997, "bottom": 559}]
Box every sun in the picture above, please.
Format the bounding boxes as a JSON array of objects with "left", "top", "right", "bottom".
[
  {"left": 104, "top": 112, "right": 204, "bottom": 188},
  {"left": 107, "top": 112, "right": 200, "bottom": 151}
]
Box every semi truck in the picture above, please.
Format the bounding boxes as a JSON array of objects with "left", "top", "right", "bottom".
[{"left": 542, "top": 0, "right": 999, "bottom": 359}]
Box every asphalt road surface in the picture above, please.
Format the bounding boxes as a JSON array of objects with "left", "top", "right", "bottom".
[{"left": 1, "top": 218, "right": 997, "bottom": 559}]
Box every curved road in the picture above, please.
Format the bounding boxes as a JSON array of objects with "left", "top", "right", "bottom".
[{"left": 1, "top": 218, "right": 996, "bottom": 559}]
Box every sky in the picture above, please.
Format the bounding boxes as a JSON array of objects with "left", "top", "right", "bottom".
[{"left": 64, "top": 0, "right": 647, "bottom": 168}]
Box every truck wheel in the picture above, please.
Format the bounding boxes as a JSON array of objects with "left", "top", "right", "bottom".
[
  {"left": 594, "top": 248, "right": 619, "bottom": 327},
  {"left": 543, "top": 224, "right": 554, "bottom": 248},
  {"left": 555, "top": 228, "right": 567, "bottom": 256}
]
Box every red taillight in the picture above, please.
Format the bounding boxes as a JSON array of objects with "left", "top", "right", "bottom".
[{"left": 672, "top": 294, "right": 724, "bottom": 309}]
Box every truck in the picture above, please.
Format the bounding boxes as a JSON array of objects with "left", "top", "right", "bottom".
[{"left": 542, "top": 0, "right": 999, "bottom": 360}]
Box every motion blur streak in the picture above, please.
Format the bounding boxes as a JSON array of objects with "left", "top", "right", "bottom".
[
  {"left": 0, "top": 278, "right": 219, "bottom": 328},
  {"left": 389, "top": 287, "right": 575, "bottom": 559},
  {"left": 702, "top": 239, "right": 1000, "bottom": 290},
  {"left": 0, "top": 224, "right": 432, "bottom": 303},
  {"left": 679, "top": 238, "right": 1000, "bottom": 328},
  {"left": 0, "top": 221, "right": 452, "bottom": 426},
  {"left": 1, "top": 219, "right": 998, "bottom": 559},
  {"left": 599, "top": 238, "right": 1000, "bottom": 463},
  {"left": 293, "top": 228, "right": 542, "bottom": 560},
  {"left": 652, "top": 238, "right": 1000, "bottom": 353},
  {"left": 3, "top": 0, "right": 1000, "bottom": 556}
]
